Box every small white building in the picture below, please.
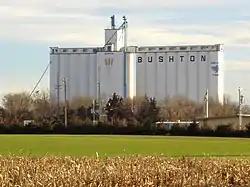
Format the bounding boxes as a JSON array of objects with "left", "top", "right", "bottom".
[{"left": 49, "top": 15, "right": 224, "bottom": 105}]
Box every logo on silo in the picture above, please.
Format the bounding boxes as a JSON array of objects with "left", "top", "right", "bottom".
[
  {"left": 211, "top": 62, "right": 219, "bottom": 76},
  {"left": 105, "top": 58, "right": 114, "bottom": 66}
]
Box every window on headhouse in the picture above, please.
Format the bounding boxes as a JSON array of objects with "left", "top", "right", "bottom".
[
  {"left": 201, "top": 46, "right": 209, "bottom": 50},
  {"left": 107, "top": 46, "right": 112, "bottom": 52},
  {"left": 169, "top": 47, "right": 176, "bottom": 50},
  {"left": 180, "top": 47, "right": 187, "bottom": 50}
]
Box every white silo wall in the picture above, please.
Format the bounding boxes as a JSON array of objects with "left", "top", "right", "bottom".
[
  {"left": 156, "top": 53, "right": 166, "bottom": 101},
  {"left": 63, "top": 54, "right": 71, "bottom": 101},
  {"left": 97, "top": 52, "right": 125, "bottom": 101},
  {"left": 146, "top": 53, "right": 156, "bottom": 98},
  {"left": 177, "top": 51, "right": 188, "bottom": 98},
  {"left": 89, "top": 54, "right": 97, "bottom": 98},
  {"left": 128, "top": 53, "right": 136, "bottom": 98},
  {"left": 166, "top": 52, "right": 177, "bottom": 98},
  {"left": 75, "top": 54, "right": 83, "bottom": 98},
  {"left": 209, "top": 51, "right": 220, "bottom": 101},
  {"left": 126, "top": 53, "right": 131, "bottom": 98},
  {"left": 49, "top": 54, "right": 58, "bottom": 102},
  {"left": 49, "top": 45, "right": 224, "bottom": 104},
  {"left": 64, "top": 54, "right": 71, "bottom": 100},
  {"left": 68, "top": 54, "right": 79, "bottom": 100},
  {"left": 218, "top": 50, "right": 224, "bottom": 102},
  {"left": 198, "top": 51, "right": 209, "bottom": 102},
  {"left": 187, "top": 52, "right": 198, "bottom": 101},
  {"left": 79, "top": 54, "right": 90, "bottom": 98},
  {"left": 59, "top": 54, "right": 69, "bottom": 102},
  {"left": 50, "top": 53, "right": 62, "bottom": 102},
  {"left": 54, "top": 54, "right": 61, "bottom": 101},
  {"left": 135, "top": 53, "right": 146, "bottom": 97}
]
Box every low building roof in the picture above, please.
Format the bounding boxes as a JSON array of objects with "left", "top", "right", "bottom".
[{"left": 196, "top": 114, "right": 250, "bottom": 121}]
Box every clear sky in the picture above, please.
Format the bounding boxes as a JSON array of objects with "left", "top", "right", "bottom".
[{"left": 0, "top": 0, "right": 250, "bottom": 103}]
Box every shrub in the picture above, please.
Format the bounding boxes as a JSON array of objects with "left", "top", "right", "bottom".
[
  {"left": 214, "top": 123, "right": 234, "bottom": 137},
  {"left": 186, "top": 121, "right": 200, "bottom": 136},
  {"left": 0, "top": 121, "right": 248, "bottom": 138}
]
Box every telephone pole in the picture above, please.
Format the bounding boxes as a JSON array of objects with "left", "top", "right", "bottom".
[
  {"left": 238, "top": 87, "right": 244, "bottom": 130},
  {"left": 97, "top": 65, "right": 103, "bottom": 120},
  {"left": 56, "top": 56, "right": 61, "bottom": 118},
  {"left": 97, "top": 80, "right": 101, "bottom": 111},
  {"left": 92, "top": 99, "right": 96, "bottom": 124},
  {"left": 55, "top": 84, "right": 61, "bottom": 118},
  {"left": 62, "top": 78, "right": 68, "bottom": 127},
  {"left": 204, "top": 89, "right": 209, "bottom": 118}
]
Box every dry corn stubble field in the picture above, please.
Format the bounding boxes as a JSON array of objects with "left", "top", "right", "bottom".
[
  {"left": 1, "top": 156, "right": 250, "bottom": 187},
  {"left": 1, "top": 135, "right": 250, "bottom": 186}
]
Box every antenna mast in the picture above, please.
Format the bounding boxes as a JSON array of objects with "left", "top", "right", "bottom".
[
  {"left": 122, "top": 16, "right": 128, "bottom": 98},
  {"left": 122, "top": 16, "right": 128, "bottom": 52},
  {"left": 238, "top": 87, "right": 244, "bottom": 130},
  {"left": 111, "top": 15, "right": 115, "bottom": 29},
  {"left": 204, "top": 89, "right": 209, "bottom": 118}
]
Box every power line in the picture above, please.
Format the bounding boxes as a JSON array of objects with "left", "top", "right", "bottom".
[
  {"left": 62, "top": 78, "right": 68, "bottom": 127},
  {"left": 103, "top": 21, "right": 126, "bottom": 49},
  {"left": 238, "top": 87, "right": 244, "bottom": 130},
  {"left": 28, "top": 60, "right": 52, "bottom": 98}
]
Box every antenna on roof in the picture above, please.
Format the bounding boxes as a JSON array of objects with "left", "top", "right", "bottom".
[{"left": 111, "top": 15, "right": 115, "bottom": 29}]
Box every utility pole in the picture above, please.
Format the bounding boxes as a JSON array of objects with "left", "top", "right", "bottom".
[
  {"left": 122, "top": 16, "right": 128, "bottom": 52},
  {"left": 56, "top": 56, "right": 61, "bottom": 118},
  {"left": 238, "top": 87, "right": 244, "bottom": 130},
  {"left": 54, "top": 84, "right": 62, "bottom": 118},
  {"left": 123, "top": 16, "right": 128, "bottom": 98},
  {"left": 97, "top": 65, "right": 102, "bottom": 118},
  {"left": 92, "top": 99, "right": 96, "bottom": 124},
  {"left": 97, "top": 80, "right": 101, "bottom": 111},
  {"left": 62, "top": 78, "right": 68, "bottom": 127},
  {"left": 132, "top": 97, "right": 135, "bottom": 113},
  {"left": 204, "top": 89, "right": 209, "bottom": 118}
]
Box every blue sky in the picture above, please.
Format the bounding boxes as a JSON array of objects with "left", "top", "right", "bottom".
[{"left": 0, "top": 0, "right": 250, "bottom": 103}]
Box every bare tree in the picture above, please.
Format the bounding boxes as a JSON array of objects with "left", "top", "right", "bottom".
[
  {"left": 32, "top": 90, "right": 55, "bottom": 121},
  {"left": 160, "top": 96, "right": 202, "bottom": 121},
  {"left": 69, "top": 96, "right": 93, "bottom": 110},
  {"left": 0, "top": 107, "right": 7, "bottom": 124},
  {"left": 1, "top": 92, "right": 33, "bottom": 123},
  {"left": 208, "top": 96, "right": 238, "bottom": 117}
]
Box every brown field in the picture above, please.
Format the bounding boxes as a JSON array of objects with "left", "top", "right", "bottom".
[{"left": 0, "top": 156, "right": 250, "bottom": 187}]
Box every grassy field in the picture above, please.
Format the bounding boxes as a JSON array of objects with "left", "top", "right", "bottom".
[{"left": 0, "top": 135, "right": 250, "bottom": 157}]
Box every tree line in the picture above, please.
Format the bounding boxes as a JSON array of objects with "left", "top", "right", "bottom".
[{"left": 0, "top": 91, "right": 250, "bottom": 136}]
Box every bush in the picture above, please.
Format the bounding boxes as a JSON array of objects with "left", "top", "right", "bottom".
[
  {"left": 214, "top": 124, "right": 234, "bottom": 137},
  {"left": 245, "top": 123, "right": 250, "bottom": 137},
  {"left": 0, "top": 121, "right": 248, "bottom": 138},
  {"left": 170, "top": 124, "right": 186, "bottom": 136},
  {"left": 186, "top": 121, "right": 200, "bottom": 136}
]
